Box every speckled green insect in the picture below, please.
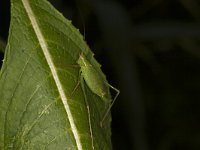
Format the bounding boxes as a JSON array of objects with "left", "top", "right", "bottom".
[{"left": 77, "top": 53, "right": 119, "bottom": 126}]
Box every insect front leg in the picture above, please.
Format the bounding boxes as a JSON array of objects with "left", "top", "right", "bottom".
[{"left": 70, "top": 80, "right": 80, "bottom": 97}]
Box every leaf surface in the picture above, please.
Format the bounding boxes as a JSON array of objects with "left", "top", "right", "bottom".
[{"left": 0, "top": 0, "right": 112, "bottom": 149}]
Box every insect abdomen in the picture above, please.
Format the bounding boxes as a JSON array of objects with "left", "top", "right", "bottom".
[{"left": 77, "top": 54, "right": 110, "bottom": 102}]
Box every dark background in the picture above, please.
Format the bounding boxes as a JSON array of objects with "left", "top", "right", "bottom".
[{"left": 1, "top": 0, "right": 200, "bottom": 150}]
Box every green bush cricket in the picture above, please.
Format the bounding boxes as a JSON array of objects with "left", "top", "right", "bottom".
[{"left": 77, "top": 53, "right": 120, "bottom": 127}]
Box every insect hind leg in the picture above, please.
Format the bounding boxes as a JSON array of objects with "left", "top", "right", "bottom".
[
  {"left": 100, "top": 83, "right": 120, "bottom": 127},
  {"left": 80, "top": 75, "right": 95, "bottom": 149}
]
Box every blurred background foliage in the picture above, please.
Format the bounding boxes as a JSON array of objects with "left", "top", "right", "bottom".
[{"left": 1, "top": 0, "right": 200, "bottom": 150}]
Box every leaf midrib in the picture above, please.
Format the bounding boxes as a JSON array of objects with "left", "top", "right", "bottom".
[{"left": 21, "top": 0, "right": 82, "bottom": 149}]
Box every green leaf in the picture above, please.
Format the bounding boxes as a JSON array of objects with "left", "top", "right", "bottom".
[{"left": 0, "top": 0, "right": 112, "bottom": 149}]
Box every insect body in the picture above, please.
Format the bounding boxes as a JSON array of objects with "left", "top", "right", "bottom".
[
  {"left": 77, "top": 54, "right": 110, "bottom": 102},
  {"left": 77, "top": 53, "right": 119, "bottom": 126}
]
